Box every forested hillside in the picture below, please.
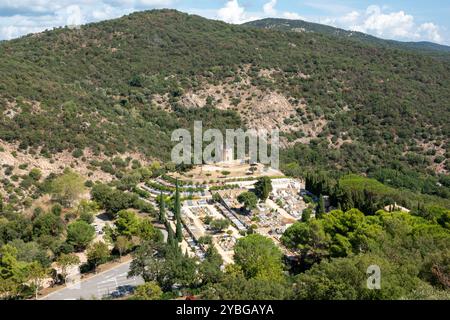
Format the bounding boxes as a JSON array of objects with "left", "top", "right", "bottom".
[
  {"left": 0, "top": 9, "right": 449, "bottom": 205},
  {"left": 0, "top": 9, "right": 449, "bottom": 301},
  {"left": 244, "top": 18, "right": 450, "bottom": 57}
]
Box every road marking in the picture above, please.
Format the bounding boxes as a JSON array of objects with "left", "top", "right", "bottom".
[{"left": 40, "top": 260, "right": 134, "bottom": 300}]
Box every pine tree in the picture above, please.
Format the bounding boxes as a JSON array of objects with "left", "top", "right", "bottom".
[{"left": 159, "top": 191, "right": 166, "bottom": 223}]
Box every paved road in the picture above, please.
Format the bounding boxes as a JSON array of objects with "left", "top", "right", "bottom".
[{"left": 41, "top": 261, "right": 144, "bottom": 300}]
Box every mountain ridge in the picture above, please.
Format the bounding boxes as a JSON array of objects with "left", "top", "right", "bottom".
[{"left": 243, "top": 17, "right": 450, "bottom": 57}]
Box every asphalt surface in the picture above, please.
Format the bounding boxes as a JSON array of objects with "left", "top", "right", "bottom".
[{"left": 41, "top": 261, "right": 144, "bottom": 300}]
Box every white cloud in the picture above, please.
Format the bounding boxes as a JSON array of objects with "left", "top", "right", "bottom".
[
  {"left": 263, "top": 0, "right": 277, "bottom": 16},
  {"left": 418, "top": 22, "right": 442, "bottom": 43},
  {"left": 341, "top": 11, "right": 360, "bottom": 24},
  {"left": 0, "top": 0, "right": 61, "bottom": 14},
  {"left": 322, "top": 5, "right": 445, "bottom": 44},
  {"left": 359, "top": 6, "right": 416, "bottom": 38},
  {"left": 217, "top": 0, "right": 247, "bottom": 24},
  {"left": 0, "top": 14, "right": 58, "bottom": 40},
  {"left": 136, "top": 0, "right": 172, "bottom": 5},
  {"left": 282, "top": 11, "right": 304, "bottom": 20},
  {"left": 215, "top": 0, "right": 306, "bottom": 24},
  {"left": 64, "top": 5, "right": 84, "bottom": 27},
  {"left": 303, "top": 1, "right": 355, "bottom": 15},
  {"left": 0, "top": 0, "right": 174, "bottom": 40},
  {"left": 105, "top": 0, "right": 173, "bottom": 9}
]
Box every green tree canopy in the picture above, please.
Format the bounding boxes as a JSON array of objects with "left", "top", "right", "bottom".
[
  {"left": 237, "top": 191, "right": 258, "bottom": 211},
  {"left": 67, "top": 220, "right": 95, "bottom": 251},
  {"left": 32, "top": 213, "right": 64, "bottom": 238},
  {"left": 0, "top": 245, "right": 33, "bottom": 299},
  {"left": 131, "top": 281, "right": 163, "bottom": 300},
  {"left": 115, "top": 236, "right": 131, "bottom": 258},
  {"left": 138, "top": 219, "right": 162, "bottom": 242},
  {"left": 302, "top": 207, "right": 312, "bottom": 222},
  {"left": 87, "top": 242, "right": 110, "bottom": 272},
  {"left": 254, "top": 177, "right": 273, "bottom": 201},
  {"left": 209, "top": 219, "right": 230, "bottom": 233},
  {"left": 199, "top": 246, "right": 224, "bottom": 285},
  {"left": 77, "top": 200, "right": 99, "bottom": 224},
  {"left": 91, "top": 184, "right": 139, "bottom": 218},
  {"left": 233, "top": 234, "right": 284, "bottom": 281},
  {"left": 56, "top": 253, "right": 80, "bottom": 283},
  {"left": 293, "top": 253, "right": 416, "bottom": 300},
  {"left": 25, "top": 261, "right": 49, "bottom": 299},
  {"left": 129, "top": 241, "right": 198, "bottom": 291},
  {"left": 51, "top": 170, "right": 86, "bottom": 207},
  {"left": 115, "top": 210, "right": 140, "bottom": 238},
  {"left": 201, "top": 265, "right": 292, "bottom": 300}
]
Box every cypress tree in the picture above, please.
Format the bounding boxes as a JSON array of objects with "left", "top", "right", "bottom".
[
  {"left": 316, "top": 194, "right": 325, "bottom": 219},
  {"left": 174, "top": 178, "right": 181, "bottom": 220},
  {"left": 176, "top": 215, "right": 183, "bottom": 242},
  {"left": 159, "top": 191, "right": 166, "bottom": 223},
  {"left": 254, "top": 176, "right": 272, "bottom": 201},
  {"left": 167, "top": 223, "right": 175, "bottom": 246}
]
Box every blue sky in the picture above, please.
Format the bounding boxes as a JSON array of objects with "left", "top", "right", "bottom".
[{"left": 1, "top": 1, "right": 449, "bottom": 45}]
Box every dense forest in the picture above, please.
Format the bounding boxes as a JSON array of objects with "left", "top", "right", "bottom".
[
  {"left": 0, "top": 9, "right": 449, "bottom": 300},
  {"left": 0, "top": 10, "right": 449, "bottom": 178}
]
